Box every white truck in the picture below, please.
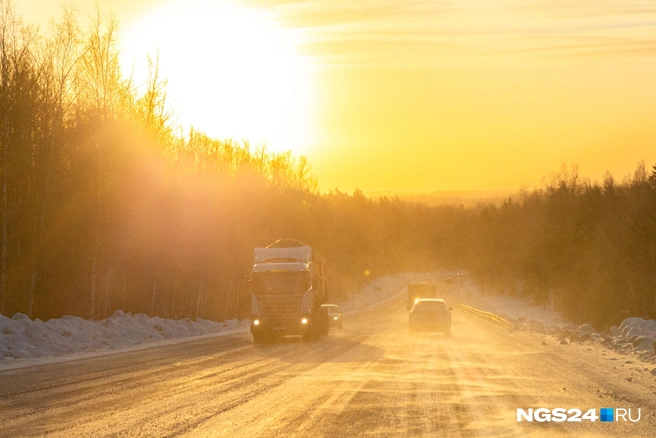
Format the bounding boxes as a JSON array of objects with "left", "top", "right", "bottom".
[{"left": 249, "top": 238, "right": 329, "bottom": 343}]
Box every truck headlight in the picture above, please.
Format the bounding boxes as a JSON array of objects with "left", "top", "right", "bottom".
[{"left": 301, "top": 318, "right": 308, "bottom": 324}]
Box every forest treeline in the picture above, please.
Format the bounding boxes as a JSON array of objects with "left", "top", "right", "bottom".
[{"left": 1, "top": 4, "right": 654, "bottom": 328}]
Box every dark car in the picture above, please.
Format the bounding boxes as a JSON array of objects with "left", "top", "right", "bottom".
[
  {"left": 409, "top": 298, "right": 452, "bottom": 335},
  {"left": 321, "top": 304, "right": 343, "bottom": 329}
]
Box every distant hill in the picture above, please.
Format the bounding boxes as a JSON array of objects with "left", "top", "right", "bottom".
[{"left": 365, "top": 190, "right": 516, "bottom": 208}]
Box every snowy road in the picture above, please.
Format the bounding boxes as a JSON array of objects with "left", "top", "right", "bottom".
[{"left": 1, "top": 293, "right": 655, "bottom": 437}]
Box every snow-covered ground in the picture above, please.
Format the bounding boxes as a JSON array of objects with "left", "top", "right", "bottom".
[
  {"left": 555, "top": 317, "right": 656, "bottom": 363},
  {"left": 459, "top": 280, "right": 656, "bottom": 366},
  {"left": 460, "top": 281, "right": 565, "bottom": 327},
  {"left": 4, "top": 272, "right": 654, "bottom": 370},
  {"left": 0, "top": 310, "right": 250, "bottom": 367}
]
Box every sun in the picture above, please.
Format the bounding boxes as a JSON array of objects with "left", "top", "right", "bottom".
[{"left": 121, "top": 0, "right": 315, "bottom": 154}]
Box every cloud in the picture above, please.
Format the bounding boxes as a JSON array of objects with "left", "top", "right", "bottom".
[{"left": 247, "top": 0, "right": 656, "bottom": 69}]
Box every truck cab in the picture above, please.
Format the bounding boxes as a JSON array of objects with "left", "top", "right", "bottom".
[{"left": 250, "top": 239, "right": 328, "bottom": 343}]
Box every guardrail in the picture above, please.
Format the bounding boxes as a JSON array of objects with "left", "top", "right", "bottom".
[{"left": 458, "top": 302, "right": 514, "bottom": 330}]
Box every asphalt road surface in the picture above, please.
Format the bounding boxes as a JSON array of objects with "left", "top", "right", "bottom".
[{"left": 1, "top": 293, "right": 655, "bottom": 437}]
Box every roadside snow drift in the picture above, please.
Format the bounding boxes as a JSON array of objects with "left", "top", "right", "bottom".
[
  {"left": 0, "top": 311, "right": 249, "bottom": 363},
  {"left": 459, "top": 283, "right": 656, "bottom": 362},
  {"left": 613, "top": 317, "right": 656, "bottom": 353}
]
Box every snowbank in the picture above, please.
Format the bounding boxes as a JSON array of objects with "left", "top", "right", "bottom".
[
  {"left": 0, "top": 311, "right": 249, "bottom": 364},
  {"left": 462, "top": 286, "right": 565, "bottom": 329},
  {"left": 549, "top": 317, "right": 656, "bottom": 354},
  {"left": 607, "top": 317, "right": 656, "bottom": 353},
  {"left": 459, "top": 283, "right": 656, "bottom": 361}
]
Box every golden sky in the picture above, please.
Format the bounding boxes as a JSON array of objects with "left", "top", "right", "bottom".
[{"left": 18, "top": 0, "right": 656, "bottom": 193}]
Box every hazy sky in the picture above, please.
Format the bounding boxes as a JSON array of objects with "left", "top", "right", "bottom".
[{"left": 18, "top": 0, "right": 656, "bottom": 193}]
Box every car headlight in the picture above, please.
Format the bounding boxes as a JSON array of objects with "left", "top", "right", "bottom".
[
  {"left": 333, "top": 316, "right": 338, "bottom": 320},
  {"left": 301, "top": 318, "right": 308, "bottom": 324},
  {"left": 253, "top": 319, "right": 260, "bottom": 326}
]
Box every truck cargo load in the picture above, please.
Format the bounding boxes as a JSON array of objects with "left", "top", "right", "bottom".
[{"left": 407, "top": 283, "right": 437, "bottom": 310}]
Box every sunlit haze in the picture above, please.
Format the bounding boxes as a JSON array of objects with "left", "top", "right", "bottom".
[
  {"left": 120, "top": 0, "right": 315, "bottom": 156},
  {"left": 4, "top": 1, "right": 656, "bottom": 434},
  {"left": 18, "top": 0, "right": 656, "bottom": 193}
]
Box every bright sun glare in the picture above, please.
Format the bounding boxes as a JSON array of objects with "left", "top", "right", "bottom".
[{"left": 121, "top": 0, "right": 314, "bottom": 154}]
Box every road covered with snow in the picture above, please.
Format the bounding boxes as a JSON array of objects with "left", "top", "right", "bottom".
[{"left": 0, "top": 274, "right": 655, "bottom": 437}]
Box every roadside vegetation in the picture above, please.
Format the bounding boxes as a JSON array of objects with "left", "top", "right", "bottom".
[{"left": 0, "top": 3, "right": 654, "bottom": 329}]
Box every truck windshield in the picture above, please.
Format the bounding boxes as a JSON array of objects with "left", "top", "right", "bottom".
[{"left": 253, "top": 271, "right": 311, "bottom": 295}]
